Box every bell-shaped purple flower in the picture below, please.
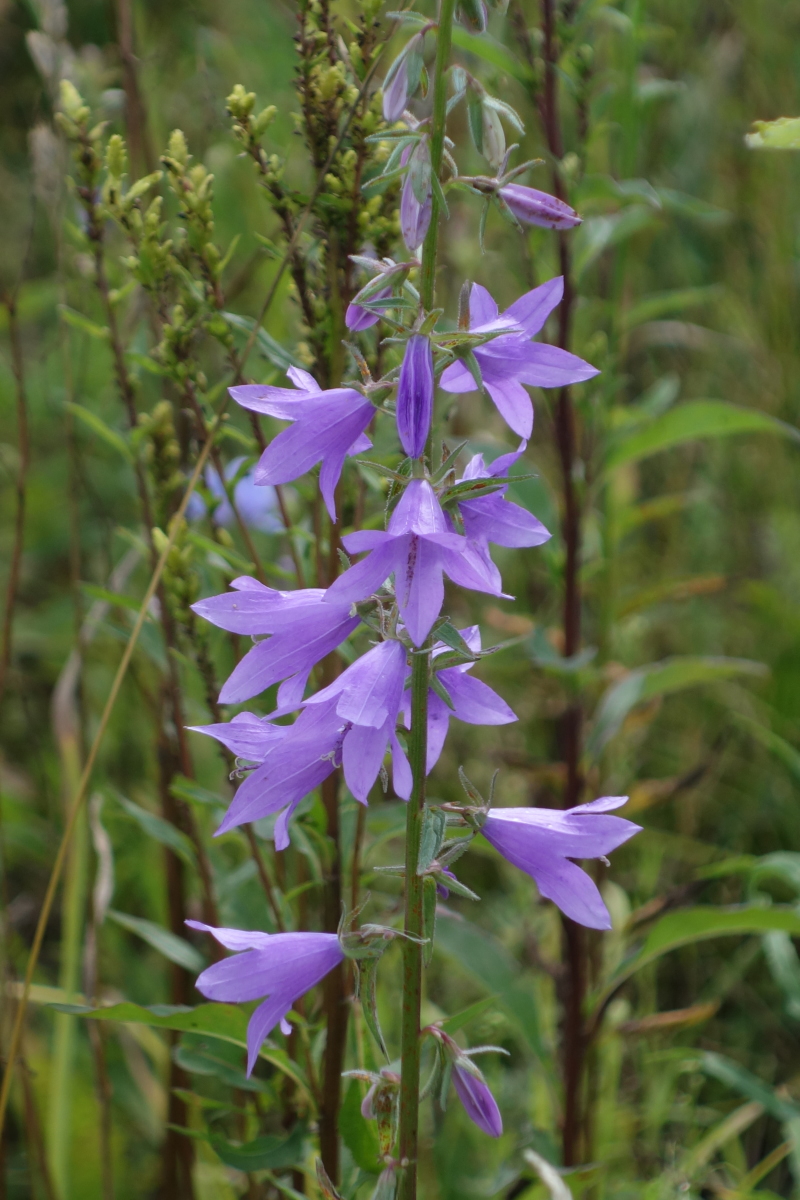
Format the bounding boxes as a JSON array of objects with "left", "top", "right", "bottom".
[
  {"left": 325, "top": 479, "right": 504, "bottom": 647},
  {"left": 452, "top": 1059, "right": 503, "bottom": 1137},
  {"left": 498, "top": 183, "right": 582, "bottom": 230},
  {"left": 401, "top": 626, "right": 516, "bottom": 771},
  {"left": 229, "top": 366, "right": 374, "bottom": 521},
  {"left": 382, "top": 32, "right": 425, "bottom": 122},
  {"left": 191, "top": 577, "right": 360, "bottom": 707},
  {"left": 401, "top": 141, "right": 432, "bottom": 254},
  {"left": 440, "top": 280, "right": 599, "bottom": 439},
  {"left": 480, "top": 795, "right": 641, "bottom": 929},
  {"left": 346, "top": 286, "right": 391, "bottom": 332},
  {"left": 397, "top": 335, "right": 434, "bottom": 458},
  {"left": 450, "top": 442, "right": 551, "bottom": 593},
  {"left": 188, "top": 921, "right": 344, "bottom": 1074}
]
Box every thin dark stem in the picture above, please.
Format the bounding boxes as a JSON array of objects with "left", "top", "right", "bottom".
[
  {"left": 114, "top": 0, "right": 156, "bottom": 176},
  {"left": 397, "top": 647, "right": 430, "bottom": 1200},
  {"left": 0, "top": 297, "right": 31, "bottom": 708}
]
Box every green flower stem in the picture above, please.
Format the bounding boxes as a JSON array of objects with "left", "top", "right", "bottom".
[
  {"left": 419, "top": 0, "right": 456, "bottom": 312},
  {"left": 397, "top": 644, "right": 430, "bottom": 1200},
  {"left": 398, "top": 7, "right": 455, "bottom": 1192}
]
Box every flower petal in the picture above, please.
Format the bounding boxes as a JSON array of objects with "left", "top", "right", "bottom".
[
  {"left": 502, "top": 276, "right": 564, "bottom": 337},
  {"left": 396, "top": 536, "right": 445, "bottom": 647}
]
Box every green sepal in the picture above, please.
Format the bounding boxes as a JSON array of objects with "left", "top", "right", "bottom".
[
  {"left": 418, "top": 808, "right": 447, "bottom": 874},
  {"left": 436, "top": 872, "right": 479, "bottom": 902},
  {"left": 434, "top": 620, "right": 477, "bottom": 655},
  {"left": 429, "top": 671, "right": 455, "bottom": 711},
  {"left": 356, "top": 956, "right": 389, "bottom": 1060},
  {"left": 437, "top": 835, "right": 475, "bottom": 868}
]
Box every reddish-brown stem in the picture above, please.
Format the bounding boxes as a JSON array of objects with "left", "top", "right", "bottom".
[
  {"left": 0, "top": 297, "right": 30, "bottom": 709},
  {"left": 114, "top": 0, "right": 156, "bottom": 176}
]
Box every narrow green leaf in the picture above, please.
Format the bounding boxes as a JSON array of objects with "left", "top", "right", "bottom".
[
  {"left": 450, "top": 26, "right": 534, "bottom": 84},
  {"left": 211, "top": 1124, "right": 308, "bottom": 1173},
  {"left": 114, "top": 793, "right": 197, "bottom": 867},
  {"left": 223, "top": 311, "right": 301, "bottom": 370},
  {"left": 48, "top": 999, "right": 250, "bottom": 1046},
  {"left": 439, "top": 995, "right": 498, "bottom": 1036},
  {"left": 59, "top": 304, "right": 109, "bottom": 340},
  {"left": 605, "top": 400, "right": 800, "bottom": 473},
  {"left": 339, "top": 1080, "right": 381, "bottom": 1174},
  {"left": 107, "top": 909, "right": 205, "bottom": 971},
  {"left": 587, "top": 655, "right": 767, "bottom": 760},
  {"left": 66, "top": 403, "right": 133, "bottom": 463}
]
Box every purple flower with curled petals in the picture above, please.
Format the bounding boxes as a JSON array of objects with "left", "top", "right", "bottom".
[
  {"left": 229, "top": 366, "right": 374, "bottom": 521},
  {"left": 498, "top": 183, "right": 582, "bottom": 230},
  {"left": 448, "top": 442, "right": 551, "bottom": 593},
  {"left": 325, "top": 479, "right": 505, "bottom": 647},
  {"left": 188, "top": 921, "right": 344, "bottom": 1074},
  {"left": 191, "top": 577, "right": 359, "bottom": 708},
  {"left": 401, "top": 141, "right": 432, "bottom": 254},
  {"left": 452, "top": 1060, "right": 503, "bottom": 1137},
  {"left": 397, "top": 335, "right": 434, "bottom": 458},
  {"left": 480, "top": 795, "right": 641, "bottom": 929},
  {"left": 440, "top": 280, "right": 599, "bottom": 439},
  {"left": 401, "top": 626, "right": 516, "bottom": 772}
]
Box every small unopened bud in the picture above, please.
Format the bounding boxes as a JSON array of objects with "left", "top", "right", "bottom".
[
  {"left": 498, "top": 183, "right": 581, "bottom": 229},
  {"left": 397, "top": 335, "right": 433, "bottom": 459}
]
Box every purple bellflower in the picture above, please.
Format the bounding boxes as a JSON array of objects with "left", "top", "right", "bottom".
[
  {"left": 397, "top": 334, "right": 434, "bottom": 457},
  {"left": 499, "top": 183, "right": 582, "bottom": 230},
  {"left": 480, "top": 795, "right": 641, "bottom": 929},
  {"left": 449, "top": 442, "right": 551, "bottom": 593},
  {"left": 440, "top": 280, "right": 599, "bottom": 439},
  {"left": 229, "top": 366, "right": 374, "bottom": 521},
  {"left": 193, "top": 628, "right": 515, "bottom": 844},
  {"left": 191, "top": 577, "right": 359, "bottom": 708},
  {"left": 346, "top": 286, "right": 391, "bottom": 332},
  {"left": 188, "top": 921, "right": 344, "bottom": 1074},
  {"left": 402, "top": 626, "right": 516, "bottom": 771},
  {"left": 325, "top": 479, "right": 505, "bottom": 647},
  {"left": 382, "top": 31, "right": 424, "bottom": 122}
]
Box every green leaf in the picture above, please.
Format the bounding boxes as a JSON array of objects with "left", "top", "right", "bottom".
[
  {"left": 696, "top": 1051, "right": 800, "bottom": 1122},
  {"left": 223, "top": 311, "right": 301, "bottom": 371},
  {"left": 595, "top": 906, "right": 800, "bottom": 1010},
  {"left": 49, "top": 1000, "right": 250, "bottom": 1046},
  {"left": 573, "top": 206, "right": 659, "bottom": 279},
  {"left": 734, "top": 714, "right": 800, "bottom": 786},
  {"left": 435, "top": 915, "right": 546, "bottom": 1060},
  {"left": 450, "top": 26, "right": 534, "bottom": 84},
  {"left": 114, "top": 793, "right": 197, "bottom": 868},
  {"left": 107, "top": 909, "right": 205, "bottom": 971},
  {"left": 59, "top": 304, "right": 109, "bottom": 340},
  {"left": 80, "top": 583, "right": 142, "bottom": 613},
  {"left": 439, "top": 995, "right": 498, "bottom": 1036},
  {"left": 66, "top": 403, "right": 133, "bottom": 463},
  {"left": 174, "top": 1044, "right": 270, "bottom": 1093},
  {"left": 605, "top": 400, "right": 800, "bottom": 473},
  {"left": 211, "top": 1123, "right": 308, "bottom": 1173},
  {"left": 587, "top": 655, "right": 767, "bottom": 760},
  {"left": 621, "top": 286, "right": 722, "bottom": 331},
  {"left": 339, "top": 1080, "right": 381, "bottom": 1174},
  {"left": 746, "top": 116, "right": 800, "bottom": 150}
]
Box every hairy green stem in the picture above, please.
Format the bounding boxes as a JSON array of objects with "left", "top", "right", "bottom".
[
  {"left": 419, "top": 0, "right": 456, "bottom": 311},
  {"left": 398, "top": 647, "right": 430, "bottom": 1200}
]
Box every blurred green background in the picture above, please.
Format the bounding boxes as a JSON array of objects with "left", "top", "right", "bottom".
[{"left": 4, "top": 0, "right": 800, "bottom": 1197}]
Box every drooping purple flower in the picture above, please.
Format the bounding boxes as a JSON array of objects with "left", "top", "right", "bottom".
[
  {"left": 401, "top": 141, "right": 432, "bottom": 254},
  {"left": 229, "top": 367, "right": 374, "bottom": 521},
  {"left": 325, "top": 479, "right": 505, "bottom": 647},
  {"left": 449, "top": 442, "right": 551, "bottom": 593},
  {"left": 188, "top": 921, "right": 344, "bottom": 1074},
  {"left": 208, "top": 700, "right": 345, "bottom": 846},
  {"left": 480, "top": 795, "right": 641, "bottom": 929},
  {"left": 440, "top": 280, "right": 599, "bottom": 439},
  {"left": 191, "top": 577, "right": 359, "bottom": 707},
  {"left": 190, "top": 711, "right": 288, "bottom": 761},
  {"left": 401, "top": 626, "right": 516, "bottom": 771},
  {"left": 397, "top": 335, "right": 434, "bottom": 457},
  {"left": 498, "top": 183, "right": 582, "bottom": 230},
  {"left": 452, "top": 1059, "right": 503, "bottom": 1137}
]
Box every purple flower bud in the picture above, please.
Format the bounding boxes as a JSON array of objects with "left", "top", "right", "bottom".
[
  {"left": 452, "top": 1060, "right": 503, "bottom": 1138},
  {"left": 400, "top": 143, "right": 432, "bottom": 253},
  {"left": 498, "top": 183, "right": 582, "bottom": 230},
  {"left": 383, "top": 57, "right": 410, "bottom": 123},
  {"left": 397, "top": 335, "right": 433, "bottom": 458},
  {"left": 346, "top": 286, "right": 392, "bottom": 332}
]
